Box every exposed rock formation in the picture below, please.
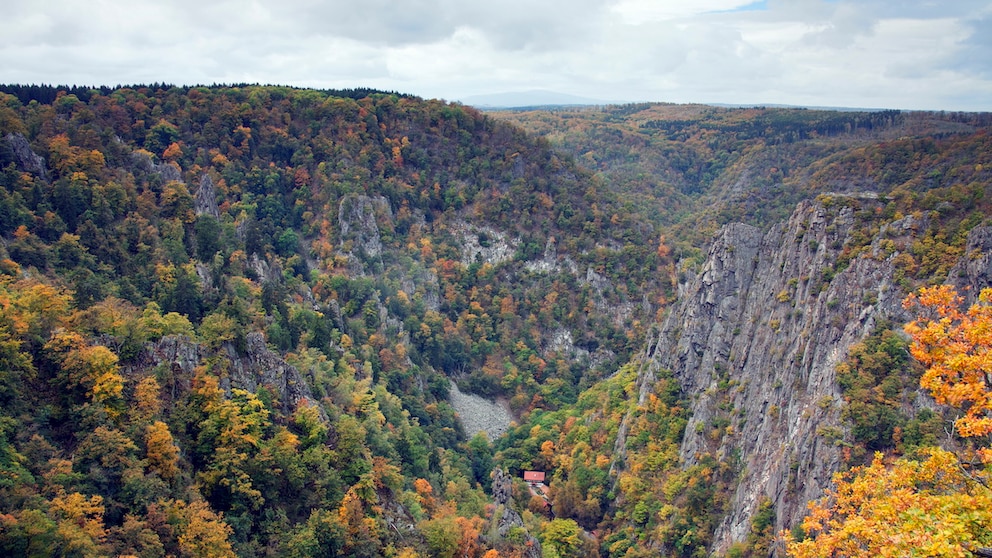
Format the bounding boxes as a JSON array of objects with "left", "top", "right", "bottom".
[
  {"left": 4, "top": 133, "right": 49, "bottom": 181},
  {"left": 636, "top": 198, "right": 948, "bottom": 552},
  {"left": 223, "top": 332, "right": 320, "bottom": 415},
  {"left": 339, "top": 194, "right": 389, "bottom": 273},
  {"left": 138, "top": 334, "right": 200, "bottom": 399},
  {"left": 448, "top": 380, "right": 515, "bottom": 441},
  {"left": 452, "top": 221, "right": 518, "bottom": 266},
  {"left": 135, "top": 332, "right": 319, "bottom": 417},
  {"left": 491, "top": 468, "right": 542, "bottom": 558},
  {"left": 130, "top": 150, "right": 182, "bottom": 182},
  {"left": 195, "top": 174, "right": 220, "bottom": 218},
  {"left": 949, "top": 225, "right": 992, "bottom": 294}
]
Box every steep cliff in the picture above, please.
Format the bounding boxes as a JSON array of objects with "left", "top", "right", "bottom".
[
  {"left": 133, "top": 332, "right": 319, "bottom": 416},
  {"left": 642, "top": 196, "right": 950, "bottom": 551}
]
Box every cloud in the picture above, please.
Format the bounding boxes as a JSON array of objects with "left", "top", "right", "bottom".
[
  {"left": 953, "top": 15, "right": 992, "bottom": 78},
  {"left": 611, "top": 0, "right": 766, "bottom": 24},
  {"left": 0, "top": 0, "right": 990, "bottom": 110}
]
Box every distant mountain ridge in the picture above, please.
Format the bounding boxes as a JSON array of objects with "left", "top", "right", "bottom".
[
  {"left": 2, "top": 84, "right": 992, "bottom": 557},
  {"left": 459, "top": 89, "right": 621, "bottom": 108}
]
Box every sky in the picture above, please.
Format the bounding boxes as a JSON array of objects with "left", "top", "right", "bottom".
[{"left": 2, "top": 0, "right": 991, "bottom": 111}]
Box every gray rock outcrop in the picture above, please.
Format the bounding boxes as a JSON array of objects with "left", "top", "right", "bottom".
[
  {"left": 339, "top": 194, "right": 390, "bottom": 274},
  {"left": 491, "top": 468, "right": 542, "bottom": 558},
  {"left": 136, "top": 332, "right": 319, "bottom": 417},
  {"left": 223, "top": 332, "right": 320, "bottom": 415},
  {"left": 131, "top": 150, "right": 182, "bottom": 182},
  {"left": 195, "top": 174, "right": 220, "bottom": 218},
  {"left": 4, "top": 133, "right": 49, "bottom": 181},
  {"left": 635, "top": 198, "right": 939, "bottom": 553}
]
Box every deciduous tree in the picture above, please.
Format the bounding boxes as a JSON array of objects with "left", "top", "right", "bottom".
[
  {"left": 903, "top": 285, "right": 992, "bottom": 457},
  {"left": 786, "top": 286, "right": 992, "bottom": 557},
  {"left": 785, "top": 449, "right": 992, "bottom": 558}
]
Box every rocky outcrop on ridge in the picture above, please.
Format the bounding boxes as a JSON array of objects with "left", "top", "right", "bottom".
[
  {"left": 490, "top": 468, "right": 542, "bottom": 558},
  {"left": 195, "top": 174, "right": 220, "bottom": 218},
  {"left": 339, "top": 194, "right": 389, "bottom": 274},
  {"left": 632, "top": 197, "right": 984, "bottom": 553},
  {"left": 4, "top": 133, "right": 49, "bottom": 181},
  {"left": 135, "top": 332, "right": 319, "bottom": 417}
]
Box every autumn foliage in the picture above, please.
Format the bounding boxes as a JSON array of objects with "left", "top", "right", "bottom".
[
  {"left": 904, "top": 286, "right": 992, "bottom": 448},
  {"left": 786, "top": 448, "right": 992, "bottom": 558},
  {"left": 786, "top": 286, "right": 992, "bottom": 557}
]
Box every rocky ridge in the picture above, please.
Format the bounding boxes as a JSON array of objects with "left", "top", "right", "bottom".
[
  {"left": 133, "top": 332, "right": 319, "bottom": 416},
  {"left": 625, "top": 197, "right": 992, "bottom": 553}
]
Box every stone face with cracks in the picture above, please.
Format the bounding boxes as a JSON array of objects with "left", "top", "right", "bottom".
[
  {"left": 623, "top": 198, "right": 992, "bottom": 553},
  {"left": 4, "top": 133, "right": 49, "bottom": 181},
  {"left": 133, "top": 332, "right": 321, "bottom": 419}
]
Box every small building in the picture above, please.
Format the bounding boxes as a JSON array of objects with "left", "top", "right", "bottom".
[{"left": 523, "top": 471, "right": 545, "bottom": 483}]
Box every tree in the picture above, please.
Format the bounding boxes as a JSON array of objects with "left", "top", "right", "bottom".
[
  {"left": 541, "top": 518, "right": 582, "bottom": 558},
  {"left": 45, "top": 330, "right": 125, "bottom": 417},
  {"left": 196, "top": 385, "right": 269, "bottom": 512},
  {"left": 786, "top": 286, "right": 992, "bottom": 557},
  {"left": 133, "top": 377, "right": 163, "bottom": 423},
  {"left": 194, "top": 215, "right": 222, "bottom": 260},
  {"left": 785, "top": 448, "right": 992, "bottom": 558},
  {"left": 49, "top": 492, "right": 109, "bottom": 558},
  {"left": 163, "top": 500, "right": 235, "bottom": 558},
  {"left": 420, "top": 513, "right": 459, "bottom": 558},
  {"left": 145, "top": 421, "right": 180, "bottom": 481},
  {"left": 903, "top": 286, "right": 992, "bottom": 458}
]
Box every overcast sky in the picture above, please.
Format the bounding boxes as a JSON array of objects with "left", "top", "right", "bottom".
[{"left": 3, "top": 0, "right": 991, "bottom": 111}]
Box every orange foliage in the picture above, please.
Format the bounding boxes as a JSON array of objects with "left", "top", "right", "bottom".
[
  {"left": 785, "top": 449, "right": 992, "bottom": 558},
  {"left": 415, "top": 478, "right": 436, "bottom": 513},
  {"left": 786, "top": 286, "right": 992, "bottom": 557},
  {"left": 903, "top": 286, "right": 992, "bottom": 455},
  {"left": 162, "top": 142, "right": 182, "bottom": 161}
]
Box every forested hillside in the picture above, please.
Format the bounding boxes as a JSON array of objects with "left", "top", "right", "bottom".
[
  {"left": 1, "top": 85, "right": 991, "bottom": 557},
  {"left": 492, "top": 104, "right": 992, "bottom": 262},
  {"left": 488, "top": 103, "right": 992, "bottom": 556},
  {"left": 0, "top": 84, "right": 668, "bottom": 557}
]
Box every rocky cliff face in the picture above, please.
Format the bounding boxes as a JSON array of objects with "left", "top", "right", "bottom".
[
  {"left": 491, "top": 468, "right": 542, "bottom": 558},
  {"left": 639, "top": 197, "right": 985, "bottom": 552},
  {"left": 195, "top": 174, "right": 220, "bottom": 218},
  {"left": 134, "top": 332, "right": 319, "bottom": 416},
  {"left": 339, "top": 194, "right": 389, "bottom": 274},
  {"left": 4, "top": 133, "right": 49, "bottom": 181}
]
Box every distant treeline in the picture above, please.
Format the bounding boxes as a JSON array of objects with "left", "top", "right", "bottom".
[
  {"left": 641, "top": 109, "right": 905, "bottom": 143},
  {"left": 0, "top": 83, "right": 412, "bottom": 105}
]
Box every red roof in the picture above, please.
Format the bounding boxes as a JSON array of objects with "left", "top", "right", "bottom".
[{"left": 523, "top": 471, "right": 545, "bottom": 482}]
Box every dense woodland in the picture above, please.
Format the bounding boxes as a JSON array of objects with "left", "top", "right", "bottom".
[{"left": 0, "top": 84, "right": 991, "bottom": 557}]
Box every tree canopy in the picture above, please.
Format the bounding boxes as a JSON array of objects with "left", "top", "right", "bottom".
[{"left": 786, "top": 286, "right": 992, "bottom": 557}]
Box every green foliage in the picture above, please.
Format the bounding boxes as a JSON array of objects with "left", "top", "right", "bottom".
[
  {"left": 835, "top": 323, "right": 942, "bottom": 464},
  {"left": 541, "top": 518, "right": 582, "bottom": 558},
  {"left": 0, "top": 85, "right": 990, "bottom": 558},
  {"left": 494, "top": 105, "right": 992, "bottom": 272}
]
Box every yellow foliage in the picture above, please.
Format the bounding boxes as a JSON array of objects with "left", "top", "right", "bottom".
[
  {"left": 904, "top": 286, "right": 992, "bottom": 448},
  {"left": 785, "top": 449, "right": 992, "bottom": 558},
  {"left": 787, "top": 286, "right": 992, "bottom": 557},
  {"left": 133, "top": 376, "right": 163, "bottom": 422},
  {"left": 145, "top": 421, "right": 180, "bottom": 481},
  {"left": 165, "top": 500, "right": 235, "bottom": 558},
  {"left": 50, "top": 492, "right": 107, "bottom": 557},
  {"left": 0, "top": 276, "right": 71, "bottom": 339}
]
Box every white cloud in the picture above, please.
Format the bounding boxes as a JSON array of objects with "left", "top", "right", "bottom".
[
  {"left": 1, "top": 0, "right": 990, "bottom": 110},
  {"left": 611, "top": 0, "right": 764, "bottom": 24}
]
